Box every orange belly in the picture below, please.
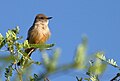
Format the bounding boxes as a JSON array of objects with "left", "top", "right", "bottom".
[{"left": 28, "top": 27, "right": 51, "bottom": 44}]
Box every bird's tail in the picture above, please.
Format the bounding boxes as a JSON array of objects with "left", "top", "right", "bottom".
[{"left": 17, "top": 48, "right": 35, "bottom": 66}]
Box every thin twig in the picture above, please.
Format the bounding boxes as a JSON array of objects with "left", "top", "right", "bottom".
[
  {"left": 21, "top": 49, "right": 34, "bottom": 68},
  {"left": 110, "top": 73, "right": 120, "bottom": 81},
  {"left": 27, "top": 49, "right": 34, "bottom": 57},
  {"left": 76, "top": 76, "right": 83, "bottom": 81},
  {"left": 15, "top": 64, "right": 23, "bottom": 81},
  {"left": 44, "top": 77, "right": 50, "bottom": 81}
]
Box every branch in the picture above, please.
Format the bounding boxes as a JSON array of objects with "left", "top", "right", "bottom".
[{"left": 110, "top": 73, "right": 120, "bottom": 81}]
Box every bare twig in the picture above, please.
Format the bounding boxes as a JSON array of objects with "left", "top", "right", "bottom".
[
  {"left": 110, "top": 73, "right": 120, "bottom": 81},
  {"left": 27, "top": 49, "right": 35, "bottom": 57},
  {"left": 15, "top": 64, "right": 23, "bottom": 81},
  {"left": 44, "top": 77, "right": 50, "bottom": 81},
  {"left": 21, "top": 49, "right": 34, "bottom": 68},
  {"left": 76, "top": 76, "right": 83, "bottom": 81}
]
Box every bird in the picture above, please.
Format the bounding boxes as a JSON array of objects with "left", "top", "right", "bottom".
[{"left": 17, "top": 14, "right": 52, "bottom": 65}]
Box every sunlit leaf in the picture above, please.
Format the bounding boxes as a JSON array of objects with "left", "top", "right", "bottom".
[
  {"left": 88, "top": 59, "right": 107, "bottom": 75},
  {"left": 107, "top": 59, "right": 118, "bottom": 67},
  {"left": 23, "top": 40, "right": 30, "bottom": 48},
  {"left": 0, "top": 55, "right": 15, "bottom": 62},
  {"left": 74, "top": 37, "right": 87, "bottom": 69},
  {"left": 42, "top": 49, "right": 60, "bottom": 73},
  {"left": 90, "top": 75, "right": 99, "bottom": 81},
  {"left": 34, "top": 61, "right": 41, "bottom": 65},
  {"left": 30, "top": 43, "right": 55, "bottom": 49},
  {"left": 42, "top": 52, "right": 50, "bottom": 65},
  {"left": 96, "top": 52, "right": 106, "bottom": 61},
  {"left": 11, "top": 26, "right": 20, "bottom": 34},
  {"left": 0, "top": 33, "right": 6, "bottom": 49},
  {"left": 6, "top": 30, "right": 17, "bottom": 41},
  {"left": 48, "top": 48, "right": 60, "bottom": 72},
  {"left": 0, "top": 33, "right": 4, "bottom": 41},
  {"left": 15, "top": 42, "right": 23, "bottom": 50},
  {"left": 0, "top": 39, "right": 6, "bottom": 49},
  {"left": 5, "top": 64, "right": 13, "bottom": 81}
]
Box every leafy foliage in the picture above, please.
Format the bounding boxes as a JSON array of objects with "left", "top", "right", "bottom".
[
  {"left": 73, "top": 37, "right": 87, "bottom": 69},
  {"left": 0, "top": 27, "right": 120, "bottom": 81},
  {"left": 5, "top": 64, "right": 13, "bottom": 81},
  {"left": 96, "top": 52, "right": 119, "bottom": 68},
  {"left": 0, "top": 27, "right": 55, "bottom": 81}
]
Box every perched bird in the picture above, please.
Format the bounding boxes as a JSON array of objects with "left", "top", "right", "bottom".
[{"left": 17, "top": 14, "right": 52, "bottom": 65}]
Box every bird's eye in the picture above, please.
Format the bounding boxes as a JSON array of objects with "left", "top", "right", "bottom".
[{"left": 40, "top": 17, "right": 44, "bottom": 19}]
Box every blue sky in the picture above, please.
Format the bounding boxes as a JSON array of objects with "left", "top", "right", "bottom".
[{"left": 0, "top": 0, "right": 120, "bottom": 81}]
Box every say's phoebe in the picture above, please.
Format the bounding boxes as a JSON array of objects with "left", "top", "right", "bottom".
[{"left": 18, "top": 14, "right": 52, "bottom": 65}]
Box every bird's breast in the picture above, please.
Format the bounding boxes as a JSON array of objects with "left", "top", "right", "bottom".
[{"left": 29, "top": 24, "right": 51, "bottom": 44}]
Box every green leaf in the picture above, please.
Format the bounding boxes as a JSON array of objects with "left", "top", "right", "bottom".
[
  {"left": 0, "top": 33, "right": 6, "bottom": 49},
  {"left": 74, "top": 37, "right": 87, "bottom": 69},
  {"left": 23, "top": 40, "right": 30, "bottom": 48},
  {"left": 30, "top": 43, "right": 55, "bottom": 49},
  {"left": 42, "top": 52, "right": 50, "bottom": 65},
  {"left": 48, "top": 48, "right": 60, "bottom": 72},
  {"left": 96, "top": 52, "right": 106, "bottom": 61},
  {"left": 34, "top": 74, "right": 38, "bottom": 78},
  {"left": 96, "top": 52, "right": 118, "bottom": 68},
  {"left": 0, "top": 33, "right": 4, "bottom": 41},
  {"left": 0, "top": 39, "right": 6, "bottom": 49},
  {"left": 34, "top": 61, "right": 41, "bottom": 65},
  {"left": 11, "top": 26, "right": 20, "bottom": 34},
  {"left": 42, "top": 49, "right": 60, "bottom": 73},
  {"left": 5, "top": 64, "right": 13, "bottom": 81},
  {"left": 88, "top": 59, "right": 107, "bottom": 75},
  {"left": 107, "top": 59, "right": 118, "bottom": 67},
  {"left": 15, "top": 42, "right": 23, "bottom": 50},
  {"left": 0, "top": 55, "right": 15, "bottom": 62},
  {"left": 90, "top": 75, "right": 99, "bottom": 81}
]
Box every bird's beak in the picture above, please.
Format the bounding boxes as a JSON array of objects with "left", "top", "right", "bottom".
[{"left": 47, "top": 17, "right": 53, "bottom": 19}]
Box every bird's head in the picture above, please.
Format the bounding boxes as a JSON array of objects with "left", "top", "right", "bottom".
[{"left": 34, "top": 14, "right": 52, "bottom": 25}]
